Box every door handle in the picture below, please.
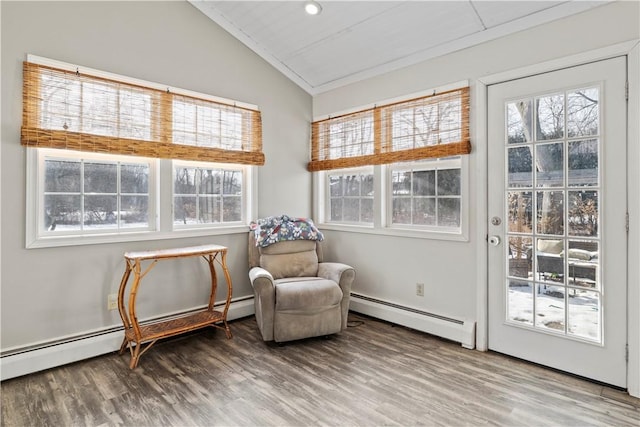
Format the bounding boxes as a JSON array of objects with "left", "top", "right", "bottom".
[{"left": 489, "top": 236, "right": 501, "bottom": 246}]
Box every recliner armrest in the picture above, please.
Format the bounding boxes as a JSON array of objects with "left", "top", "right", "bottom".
[
  {"left": 249, "top": 266, "right": 276, "bottom": 341},
  {"left": 318, "top": 262, "right": 354, "bottom": 287},
  {"left": 249, "top": 267, "right": 276, "bottom": 303},
  {"left": 318, "top": 262, "right": 355, "bottom": 331},
  {"left": 249, "top": 266, "right": 274, "bottom": 285}
]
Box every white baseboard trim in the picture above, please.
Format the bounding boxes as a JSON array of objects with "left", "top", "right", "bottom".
[
  {"left": 2, "top": 294, "right": 477, "bottom": 381},
  {"left": 0, "top": 298, "right": 255, "bottom": 381},
  {"left": 350, "top": 293, "right": 476, "bottom": 349}
]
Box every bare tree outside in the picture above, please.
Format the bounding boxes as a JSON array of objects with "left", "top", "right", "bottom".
[
  {"left": 506, "top": 87, "right": 600, "bottom": 292},
  {"left": 174, "top": 166, "right": 243, "bottom": 225},
  {"left": 329, "top": 172, "right": 374, "bottom": 223},
  {"left": 390, "top": 97, "right": 462, "bottom": 150},
  {"left": 327, "top": 115, "right": 374, "bottom": 159},
  {"left": 44, "top": 159, "right": 149, "bottom": 231},
  {"left": 388, "top": 96, "right": 463, "bottom": 227},
  {"left": 507, "top": 87, "right": 599, "bottom": 256}
]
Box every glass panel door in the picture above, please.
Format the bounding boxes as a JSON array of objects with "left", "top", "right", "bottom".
[
  {"left": 505, "top": 88, "right": 602, "bottom": 343},
  {"left": 488, "top": 57, "right": 627, "bottom": 388}
]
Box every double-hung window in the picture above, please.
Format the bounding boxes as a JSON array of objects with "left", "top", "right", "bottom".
[
  {"left": 41, "top": 150, "right": 153, "bottom": 234},
  {"left": 315, "top": 110, "right": 376, "bottom": 224},
  {"left": 327, "top": 168, "right": 375, "bottom": 224},
  {"left": 311, "top": 84, "right": 470, "bottom": 239},
  {"left": 23, "top": 56, "right": 262, "bottom": 247},
  {"left": 173, "top": 162, "right": 246, "bottom": 227},
  {"left": 389, "top": 158, "right": 463, "bottom": 230}
]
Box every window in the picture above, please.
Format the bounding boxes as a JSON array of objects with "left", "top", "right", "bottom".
[
  {"left": 24, "top": 56, "right": 259, "bottom": 247},
  {"left": 39, "top": 73, "right": 153, "bottom": 140},
  {"left": 173, "top": 162, "right": 246, "bottom": 227},
  {"left": 326, "top": 168, "right": 374, "bottom": 224},
  {"left": 173, "top": 97, "right": 245, "bottom": 151},
  {"left": 22, "top": 59, "right": 263, "bottom": 164},
  {"left": 388, "top": 96, "right": 463, "bottom": 149},
  {"left": 389, "top": 158, "right": 462, "bottom": 230},
  {"left": 317, "top": 158, "right": 467, "bottom": 239},
  {"left": 312, "top": 85, "right": 469, "bottom": 239},
  {"left": 28, "top": 150, "right": 254, "bottom": 247},
  {"left": 314, "top": 110, "right": 375, "bottom": 167},
  {"left": 309, "top": 87, "right": 469, "bottom": 172},
  {"left": 40, "top": 150, "right": 154, "bottom": 234}
]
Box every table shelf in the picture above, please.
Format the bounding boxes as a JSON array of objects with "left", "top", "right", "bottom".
[
  {"left": 123, "top": 309, "right": 226, "bottom": 343},
  {"left": 117, "top": 244, "right": 233, "bottom": 369}
]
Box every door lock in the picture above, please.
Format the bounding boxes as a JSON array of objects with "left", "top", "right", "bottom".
[
  {"left": 489, "top": 236, "right": 501, "bottom": 246},
  {"left": 491, "top": 216, "right": 502, "bottom": 226}
]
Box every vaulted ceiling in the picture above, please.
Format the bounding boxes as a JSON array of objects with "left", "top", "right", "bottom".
[{"left": 189, "top": 1, "right": 607, "bottom": 95}]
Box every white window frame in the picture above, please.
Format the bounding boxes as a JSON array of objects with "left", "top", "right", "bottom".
[
  {"left": 27, "top": 150, "right": 257, "bottom": 249},
  {"left": 313, "top": 83, "right": 470, "bottom": 241},
  {"left": 27, "top": 148, "right": 156, "bottom": 247},
  {"left": 386, "top": 157, "right": 467, "bottom": 235},
  {"left": 25, "top": 56, "right": 259, "bottom": 249},
  {"left": 314, "top": 157, "right": 468, "bottom": 241},
  {"left": 313, "top": 82, "right": 470, "bottom": 242},
  {"left": 172, "top": 160, "right": 249, "bottom": 230},
  {"left": 323, "top": 166, "right": 375, "bottom": 226}
]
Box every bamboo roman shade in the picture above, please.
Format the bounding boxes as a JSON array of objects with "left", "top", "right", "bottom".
[
  {"left": 22, "top": 62, "right": 264, "bottom": 165},
  {"left": 308, "top": 87, "right": 470, "bottom": 172}
]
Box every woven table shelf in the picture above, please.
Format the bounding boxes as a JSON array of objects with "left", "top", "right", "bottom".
[
  {"left": 124, "top": 310, "right": 226, "bottom": 343},
  {"left": 117, "top": 244, "right": 233, "bottom": 369}
]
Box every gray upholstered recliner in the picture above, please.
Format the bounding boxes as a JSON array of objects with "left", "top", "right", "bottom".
[{"left": 248, "top": 232, "right": 355, "bottom": 342}]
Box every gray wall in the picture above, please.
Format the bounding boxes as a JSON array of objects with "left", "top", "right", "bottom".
[
  {"left": 1, "top": 0, "right": 638, "bottom": 375},
  {"left": 0, "top": 1, "right": 312, "bottom": 349},
  {"left": 314, "top": 1, "right": 639, "bottom": 322}
]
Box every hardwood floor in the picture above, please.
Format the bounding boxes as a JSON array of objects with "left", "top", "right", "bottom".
[{"left": 2, "top": 314, "right": 639, "bottom": 426}]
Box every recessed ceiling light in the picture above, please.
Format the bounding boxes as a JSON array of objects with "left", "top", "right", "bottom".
[{"left": 305, "top": 1, "right": 322, "bottom": 16}]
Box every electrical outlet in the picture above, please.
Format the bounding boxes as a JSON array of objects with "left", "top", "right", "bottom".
[
  {"left": 107, "top": 293, "right": 118, "bottom": 311},
  {"left": 416, "top": 283, "right": 424, "bottom": 297}
]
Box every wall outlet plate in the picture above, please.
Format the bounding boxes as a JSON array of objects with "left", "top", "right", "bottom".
[
  {"left": 107, "top": 294, "right": 118, "bottom": 311},
  {"left": 416, "top": 283, "right": 424, "bottom": 297}
]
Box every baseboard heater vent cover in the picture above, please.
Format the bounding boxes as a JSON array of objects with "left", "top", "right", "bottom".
[
  {"left": 350, "top": 293, "right": 475, "bottom": 349},
  {"left": 1, "top": 297, "right": 255, "bottom": 381}
]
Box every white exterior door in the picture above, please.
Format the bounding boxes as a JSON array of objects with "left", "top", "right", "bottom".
[{"left": 487, "top": 57, "right": 628, "bottom": 387}]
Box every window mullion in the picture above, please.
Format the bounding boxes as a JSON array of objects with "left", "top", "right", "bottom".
[
  {"left": 219, "top": 169, "right": 224, "bottom": 223},
  {"left": 117, "top": 162, "right": 121, "bottom": 230},
  {"left": 80, "top": 159, "right": 85, "bottom": 231},
  {"left": 435, "top": 169, "right": 439, "bottom": 227},
  {"left": 375, "top": 165, "right": 384, "bottom": 228}
]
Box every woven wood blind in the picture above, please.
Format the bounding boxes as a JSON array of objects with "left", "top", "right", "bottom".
[
  {"left": 22, "top": 62, "right": 264, "bottom": 165},
  {"left": 308, "top": 87, "right": 469, "bottom": 172}
]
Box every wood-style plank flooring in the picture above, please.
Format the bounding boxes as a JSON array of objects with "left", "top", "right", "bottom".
[{"left": 2, "top": 314, "right": 639, "bottom": 426}]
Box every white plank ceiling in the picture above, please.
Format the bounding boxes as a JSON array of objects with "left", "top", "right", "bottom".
[{"left": 189, "top": 1, "right": 607, "bottom": 94}]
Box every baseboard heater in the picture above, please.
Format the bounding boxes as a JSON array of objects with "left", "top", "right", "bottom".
[
  {"left": 0, "top": 297, "right": 255, "bottom": 381},
  {"left": 350, "top": 293, "right": 476, "bottom": 349}
]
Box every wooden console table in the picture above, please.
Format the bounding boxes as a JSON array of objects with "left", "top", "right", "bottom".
[{"left": 117, "top": 244, "right": 233, "bottom": 369}]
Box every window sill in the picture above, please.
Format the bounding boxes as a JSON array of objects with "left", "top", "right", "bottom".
[
  {"left": 317, "top": 222, "right": 469, "bottom": 242},
  {"left": 26, "top": 225, "right": 251, "bottom": 249}
]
